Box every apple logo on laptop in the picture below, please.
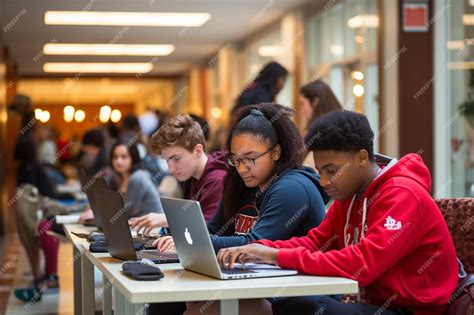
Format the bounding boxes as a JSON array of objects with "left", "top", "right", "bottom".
[{"left": 184, "top": 228, "right": 193, "bottom": 245}]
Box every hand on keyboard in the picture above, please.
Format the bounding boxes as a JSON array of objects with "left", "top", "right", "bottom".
[
  {"left": 217, "top": 243, "right": 279, "bottom": 269},
  {"left": 154, "top": 236, "right": 176, "bottom": 253}
]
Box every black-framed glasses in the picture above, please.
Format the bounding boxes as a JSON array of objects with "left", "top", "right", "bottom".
[{"left": 227, "top": 144, "right": 277, "bottom": 168}]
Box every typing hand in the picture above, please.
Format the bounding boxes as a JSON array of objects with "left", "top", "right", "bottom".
[
  {"left": 78, "top": 208, "right": 94, "bottom": 224},
  {"left": 154, "top": 235, "right": 176, "bottom": 252},
  {"left": 217, "top": 243, "right": 279, "bottom": 269},
  {"left": 129, "top": 213, "right": 167, "bottom": 235}
]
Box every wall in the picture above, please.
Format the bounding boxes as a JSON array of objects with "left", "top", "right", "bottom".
[{"left": 397, "top": 0, "right": 434, "bottom": 176}]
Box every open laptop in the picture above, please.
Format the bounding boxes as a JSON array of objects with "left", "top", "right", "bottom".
[
  {"left": 79, "top": 173, "right": 110, "bottom": 229},
  {"left": 161, "top": 197, "right": 298, "bottom": 280},
  {"left": 93, "top": 189, "right": 179, "bottom": 264}
]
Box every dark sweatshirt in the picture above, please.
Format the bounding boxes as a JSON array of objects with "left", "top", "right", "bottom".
[
  {"left": 232, "top": 83, "right": 273, "bottom": 114},
  {"left": 183, "top": 151, "right": 227, "bottom": 222},
  {"left": 15, "top": 132, "right": 55, "bottom": 198},
  {"left": 207, "top": 167, "right": 328, "bottom": 252}
]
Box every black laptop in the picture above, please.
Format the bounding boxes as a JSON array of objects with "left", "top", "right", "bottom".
[
  {"left": 79, "top": 173, "right": 110, "bottom": 229},
  {"left": 93, "top": 189, "right": 179, "bottom": 264}
]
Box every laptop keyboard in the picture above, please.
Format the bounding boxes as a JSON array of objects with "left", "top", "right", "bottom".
[
  {"left": 221, "top": 268, "right": 256, "bottom": 274},
  {"left": 137, "top": 251, "right": 178, "bottom": 261},
  {"left": 133, "top": 236, "right": 158, "bottom": 249}
]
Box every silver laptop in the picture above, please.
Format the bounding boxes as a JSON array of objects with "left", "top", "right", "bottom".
[
  {"left": 93, "top": 189, "right": 179, "bottom": 264},
  {"left": 161, "top": 197, "right": 297, "bottom": 280}
]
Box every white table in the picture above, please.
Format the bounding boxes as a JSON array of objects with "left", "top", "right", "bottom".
[{"left": 64, "top": 224, "right": 359, "bottom": 315}]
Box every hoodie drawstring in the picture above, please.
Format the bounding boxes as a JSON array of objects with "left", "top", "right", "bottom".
[{"left": 344, "top": 195, "right": 368, "bottom": 247}]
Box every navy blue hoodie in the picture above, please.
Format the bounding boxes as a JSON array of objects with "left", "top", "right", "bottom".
[{"left": 208, "top": 167, "right": 328, "bottom": 252}]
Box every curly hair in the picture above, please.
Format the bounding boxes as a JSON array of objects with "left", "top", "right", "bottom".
[
  {"left": 222, "top": 103, "right": 304, "bottom": 221},
  {"left": 305, "top": 110, "right": 375, "bottom": 160},
  {"left": 150, "top": 114, "right": 206, "bottom": 154}
]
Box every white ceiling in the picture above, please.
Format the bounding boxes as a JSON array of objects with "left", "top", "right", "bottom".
[{"left": 1, "top": 0, "right": 310, "bottom": 77}]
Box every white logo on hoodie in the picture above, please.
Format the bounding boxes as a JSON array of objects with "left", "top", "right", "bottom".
[{"left": 384, "top": 216, "right": 402, "bottom": 231}]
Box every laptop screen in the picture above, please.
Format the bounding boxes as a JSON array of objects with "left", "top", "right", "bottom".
[{"left": 79, "top": 173, "right": 109, "bottom": 228}]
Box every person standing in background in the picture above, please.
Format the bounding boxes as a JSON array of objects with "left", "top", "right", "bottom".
[
  {"left": 299, "top": 80, "right": 342, "bottom": 168},
  {"left": 232, "top": 61, "right": 288, "bottom": 115}
]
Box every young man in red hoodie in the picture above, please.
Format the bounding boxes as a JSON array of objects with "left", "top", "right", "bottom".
[
  {"left": 129, "top": 114, "right": 227, "bottom": 233},
  {"left": 217, "top": 111, "right": 459, "bottom": 315}
]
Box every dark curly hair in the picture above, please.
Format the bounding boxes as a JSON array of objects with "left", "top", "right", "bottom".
[
  {"left": 222, "top": 103, "right": 304, "bottom": 221},
  {"left": 305, "top": 110, "right": 375, "bottom": 160}
]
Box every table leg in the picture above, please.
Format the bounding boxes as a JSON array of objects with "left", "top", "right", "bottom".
[
  {"left": 113, "top": 287, "right": 125, "bottom": 315},
  {"left": 73, "top": 245, "right": 82, "bottom": 315},
  {"left": 113, "top": 287, "right": 145, "bottom": 315},
  {"left": 81, "top": 249, "right": 95, "bottom": 315},
  {"left": 125, "top": 302, "right": 146, "bottom": 315},
  {"left": 103, "top": 276, "right": 112, "bottom": 315},
  {"left": 220, "top": 299, "right": 239, "bottom": 315}
]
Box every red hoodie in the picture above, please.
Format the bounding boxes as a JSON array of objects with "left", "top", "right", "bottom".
[
  {"left": 183, "top": 151, "right": 227, "bottom": 222},
  {"left": 256, "top": 154, "right": 458, "bottom": 314}
]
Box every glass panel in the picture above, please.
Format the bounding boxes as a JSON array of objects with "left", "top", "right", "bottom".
[
  {"left": 329, "top": 66, "right": 346, "bottom": 106},
  {"left": 305, "top": 0, "right": 379, "bottom": 138},
  {"left": 364, "top": 64, "right": 379, "bottom": 152},
  {"left": 446, "top": 0, "right": 474, "bottom": 197}
]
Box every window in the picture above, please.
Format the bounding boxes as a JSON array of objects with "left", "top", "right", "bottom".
[{"left": 305, "top": 0, "right": 379, "bottom": 149}]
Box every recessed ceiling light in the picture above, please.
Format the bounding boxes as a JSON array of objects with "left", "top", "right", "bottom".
[
  {"left": 74, "top": 110, "right": 86, "bottom": 123},
  {"left": 330, "top": 44, "right": 344, "bottom": 56},
  {"left": 44, "top": 11, "right": 211, "bottom": 27},
  {"left": 43, "top": 62, "right": 154, "bottom": 73},
  {"left": 347, "top": 15, "right": 379, "bottom": 28},
  {"left": 110, "top": 109, "right": 122, "bottom": 123},
  {"left": 258, "top": 45, "right": 282, "bottom": 57},
  {"left": 464, "top": 14, "right": 474, "bottom": 25},
  {"left": 351, "top": 71, "right": 364, "bottom": 81},
  {"left": 43, "top": 44, "right": 175, "bottom": 56}
]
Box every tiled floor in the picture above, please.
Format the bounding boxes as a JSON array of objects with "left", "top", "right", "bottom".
[{"left": 4, "top": 239, "right": 104, "bottom": 314}]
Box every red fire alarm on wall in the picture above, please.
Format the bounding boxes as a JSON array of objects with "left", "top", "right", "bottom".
[{"left": 403, "top": 2, "right": 429, "bottom": 32}]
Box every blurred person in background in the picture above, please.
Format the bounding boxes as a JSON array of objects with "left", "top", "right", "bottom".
[
  {"left": 139, "top": 110, "right": 170, "bottom": 187},
  {"left": 80, "top": 129, "right": 108, "bottom": 177},
  {"left": 299, "top": 80, "right": 342, "bottom": 168},
  {"left": 8, "top": 94, "right": 32, "bottom": 118},
  {"left": 36, "top": 125, "right": 57, "bottom": 166},
  {"left": 232, "top": 61, "right": 288, "bottom": 115},
  {"left": 8, "top": 94, "right": 53, "bottom": 194},
  {"left": 15, "top": 140, "right": 162, "bottom": 303},
  {"left": 80, "top": 140, "right": 164, "bottom": 222},
  {"left": 121, "top": 114, "right": 147, "bottom": 158},
  {"left": 299, "top": 80, "right": 342, "bottom": 129},
  {"left": 209, "top": 126, "right": 228, "bottom": 153},
  {"left": 189, "top": 114, "right": 210, "bottom": 142},
  {"left": 14, "top": 112, "right": 55, "bottom": 198},
  {"left": 35, "top": 125, "right": 68, "bottom": 187}
]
